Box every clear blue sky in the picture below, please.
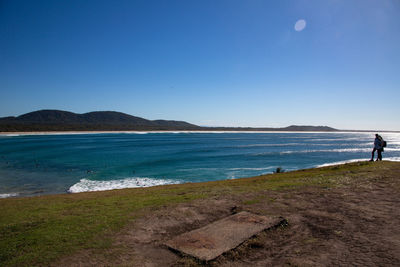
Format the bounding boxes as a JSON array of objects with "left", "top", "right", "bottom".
[{"left": 1, "top": 0, "right": 399, "bottom": 130}]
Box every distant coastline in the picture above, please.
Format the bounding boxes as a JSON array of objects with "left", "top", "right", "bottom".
[
  {"left": 1, "top": 130, "right": 398, "bottom": 137},
  {"left": 1, "top": 109, "right": 398, "bottom": 133},
  {"left": 0, "top": 109, "right": 338, "bottom": 132}
]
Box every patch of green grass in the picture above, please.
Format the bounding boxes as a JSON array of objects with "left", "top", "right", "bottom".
[
  {"left": 242, "top": 199, "right": 261, "bottom": 205},
  {"left": 0, "top": 161, "right": 398, "bottom": 266},
  {"left": 0, "top": 188, "right": 203, "bottom": 266}
]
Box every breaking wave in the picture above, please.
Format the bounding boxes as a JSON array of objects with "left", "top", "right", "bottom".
[
  {"left": 254, "top": 148, "right": 374, "bottom": 156},
  {"left": 0, "top": 134, "right": 21, "bottom": 137},
  {"left": 68, "top": 177, "right": 180, "bottom": 193},
  {"left": 277, "top": 147, "right": 400, "bottom": 154},
  {"left": 237, "top": 143, "right": 303, "bottom": 148},
  {"left": 316, "top": 159, "right": 367, "bottom": 168},
  {"left": 0, "top": 192, "right": 19, "bottom": 198},
  {"left": 316, "top": 157, "right": 400, "bottom": 168}
]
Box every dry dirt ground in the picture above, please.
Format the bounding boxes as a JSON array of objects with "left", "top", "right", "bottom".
[{"left": 55, "top": 164, "right": 400, "bottom": 266}]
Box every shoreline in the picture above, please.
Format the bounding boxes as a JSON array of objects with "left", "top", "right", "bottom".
[
  {"left": 3, "top": 159, "right": 400, "bottom": 200},
  {"left": 1, "top": 130, "right": 397, "bottom": 136}
]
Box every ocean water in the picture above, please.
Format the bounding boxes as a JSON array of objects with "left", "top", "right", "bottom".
[{"left": 1, "top": 131, "right": 400, "bottom": 198}]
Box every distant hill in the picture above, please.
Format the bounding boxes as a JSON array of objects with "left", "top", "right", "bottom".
[
  {"left": 0, "top": 110, "right": 200, "bottom": 131},
  {"left": 0, "top": 110, "right": 338, "bottom": 132}
]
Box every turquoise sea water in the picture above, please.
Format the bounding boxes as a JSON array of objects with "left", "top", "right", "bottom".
[{"left": 1, "top": 132, "right": 400, "bottom": 198}]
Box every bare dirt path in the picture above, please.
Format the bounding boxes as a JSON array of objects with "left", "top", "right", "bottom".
[{"left": 55, "top": 163, "right": 400, "bottom": 266}]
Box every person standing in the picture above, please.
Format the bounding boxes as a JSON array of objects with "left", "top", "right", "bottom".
[{"left": 370, "top": 134, "right": 383, "bottom": 161}]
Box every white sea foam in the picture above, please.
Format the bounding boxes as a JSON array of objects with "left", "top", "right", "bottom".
[
  {"left": 384, "top": 157, "right": 400, "bottom": 162},
  {"left": 386, "top": 141, "right": 400, "bottom": 145},
  {"left": 68, "top": 177, "right": 180, "bottom": 193},
  {"left": 327, "top": 148, "right": 372, "bottom": 152},
  {"left": 316, "top": 159, "right": 367, "bottom": 168},
  {"left": 278, "top": 148, "right": 373, "bottom": 155},
  {"left": 253, "top": 148, "right": 375, "bottom": 156},
  {"left": 311, "top": 137, "right": 367, "bottom": 142},
  {"left": 316, "top": 157, "right": 400, "bottom": 168},
  {"left": 0, "top": 192, "right": 19, "bottom": 198},
  {"left": 0, "top": 134, "right": 21, "bottom": 137},
  {"left": 384, "top": 148, "right": 400, "bottom": 151},
  {"left": 237, "top": 143, "right": 303, "bottom": 148}
]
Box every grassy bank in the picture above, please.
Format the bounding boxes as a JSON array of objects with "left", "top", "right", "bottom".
[{"left": 0, "top": 161, "right": 398, "bottom": 266}]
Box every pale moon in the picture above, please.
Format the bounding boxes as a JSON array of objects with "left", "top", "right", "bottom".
[{"left": 294, "top": 19, "right": 306, "bottom": 31}]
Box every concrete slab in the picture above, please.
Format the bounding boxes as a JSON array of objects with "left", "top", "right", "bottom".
[{"left": 165, "top": 211, "right": 284, "bottom": 261}]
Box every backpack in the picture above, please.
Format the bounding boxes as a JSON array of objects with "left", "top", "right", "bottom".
[
  {"left": 382, "top": 140, "right": 387, "bottom": 147},
  {"left": 378, "top": 135, "right": 387, "bottom": 147}
]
